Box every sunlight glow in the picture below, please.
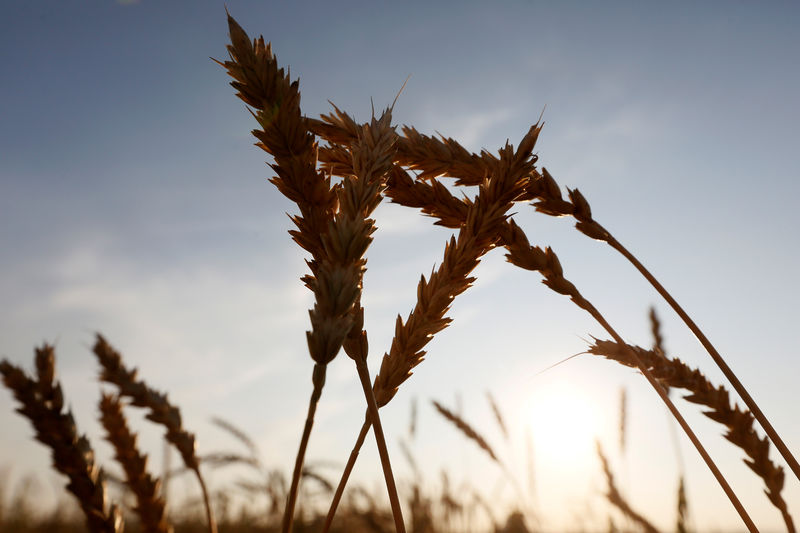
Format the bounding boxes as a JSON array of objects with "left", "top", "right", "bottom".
[{"left": 527, "top": 379, "right": 601, "bottom": 471}]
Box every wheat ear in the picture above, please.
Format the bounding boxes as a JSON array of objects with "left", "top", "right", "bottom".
[
  {"left": 218, "top": 14, "right": 357, "bottom": 532},
  {"left": 99, "top": 393, "right": 172, "bottom": 533},
  {"left": 372, "top": 125, "right": 540, "bottom": 407},
  {"left": 589, "top": 339, "right": 794, "bottom": 532},
  {"left": 431, "top": 400, "right": 500, "bottom": 463},
  {"left": 529, "top": 166, "right": 800, "bottom": 483},
  {"left": 596, "top": 441, "right": 661, "bottom": 533},
  {"left": 321, "top": 125, "right": 542, "bottom": 532},
  {"left": 92, "top": 335, "right": 215, "bottom": 533},
  {"left": 501, "top": 220, "right": 757, "bottom": 532},
  {"left": 1, "top": 346, "right": 123, "bottom": 533}
]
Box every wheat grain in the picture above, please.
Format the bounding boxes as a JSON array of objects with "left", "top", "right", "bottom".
[{"left": 394, "top": 126, "right": 492, "bottom": 185}]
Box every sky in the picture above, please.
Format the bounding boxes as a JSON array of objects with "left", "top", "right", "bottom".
[{"left": 1, "top": 1, "right": 799, "bottom": 531}]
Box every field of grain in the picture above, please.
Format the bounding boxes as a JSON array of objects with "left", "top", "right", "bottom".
[{"left": 2, "top": 4, "right": 799, "bottom": 533}]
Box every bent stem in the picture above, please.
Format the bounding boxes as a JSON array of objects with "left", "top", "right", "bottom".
[
  {"left": 195, "top": 471, "right": 217, "bottom": 533},
  {"left": 323, "top": 420, "right": 370, "bottom": 533},
  {"left": 355, "top": 358, "right": 406, "bottom": 533},
  {"left": 282, "top": 364, "right": 325, "bottom": 533},
  {"left": 604, "top": 231, "right": 800, "bottom": 482}
]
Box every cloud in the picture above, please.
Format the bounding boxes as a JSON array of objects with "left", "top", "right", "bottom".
[{"left": 416, "top": 106, "right": 514, "bottom": 152}]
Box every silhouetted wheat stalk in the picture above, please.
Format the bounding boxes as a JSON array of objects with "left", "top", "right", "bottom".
[
  {"left": 99, "top": 392, "right": 172, "bottom": 533},
  {"left": 218, "top": 13, "right": 407, "bottom": 533},
  {"left": 1, "top": 346, "right": 124, "bottom": 533},
  {"left": 93, "top": 335, "right": 216, "bottom": 533}
]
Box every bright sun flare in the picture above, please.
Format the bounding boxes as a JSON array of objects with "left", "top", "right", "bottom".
[{"left": 527, "top": 380, "right": 600, "bottom": 468}]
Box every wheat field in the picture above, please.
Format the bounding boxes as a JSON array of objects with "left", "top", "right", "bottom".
[{"left": 1, "top": 3, "right": 799, "bottom": 532}]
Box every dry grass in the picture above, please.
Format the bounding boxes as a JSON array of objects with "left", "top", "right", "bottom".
[{"left": 218, "top": 14, "right": 407, "bottom": 532}]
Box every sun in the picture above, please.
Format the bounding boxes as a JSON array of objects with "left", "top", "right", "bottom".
[{"left": 526, "top": 379, "right": 601, "bottom": 469}]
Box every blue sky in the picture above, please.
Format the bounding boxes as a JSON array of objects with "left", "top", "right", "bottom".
[{"left": 1, "top": 1, "right": 799, "bottom": 531}]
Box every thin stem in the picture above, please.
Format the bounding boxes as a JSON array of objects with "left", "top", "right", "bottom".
[
  {"left": 604, "top": 231, "right": 800, "bottom": 482},
  {"left": 194, "top": 470, "right": 217, "bottom": 533},
  {"left": 355, "top": 359, "right": 406, "bottom": 533},
  {"left": 579, "top": 298, "right": 758, "bottom": 533},
  {"left": 323, "top": 420, "right": 370, "bottom": 533},
  {"left": 282, "top": 364, "right": 325, "bottom": 533}
]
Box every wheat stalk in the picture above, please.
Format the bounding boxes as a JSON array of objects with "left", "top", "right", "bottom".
[
  {"left": 394, "top": 126, "right": 492, "bottom": 185},
  {"left": 588, "top": 339, "right": 795, "bottom": 532},
  {"left": 596, "top": 441, "right": 660, "bottom": 533},
  {"left": 431, "top": 400, "right": 500, "bottom": 463},
  {"left": 218, "top": 13, "right": 364, "bottom": 532},
  {"left": 219, "top": 13, "right": 412, "bottom": 530},
  {"left": 92, "top": 335, "right": 216, "bottom": 533},
  {"left": 1, "top": 346, "right": 123, "bottom": 533},
  {"left": 99, "top": 392, "right": 172, "bottom": 533}
]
